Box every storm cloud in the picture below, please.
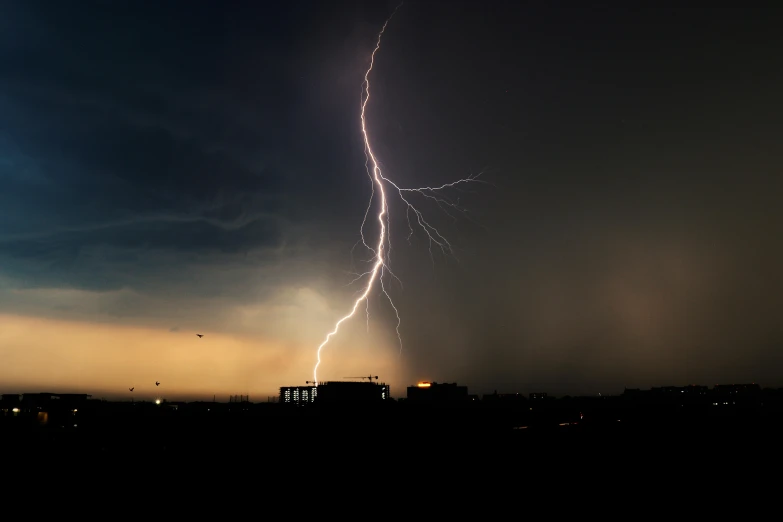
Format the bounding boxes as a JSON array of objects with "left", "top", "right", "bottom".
[{"left": 1, "top": 2, "right": 782, "bottom": 398}]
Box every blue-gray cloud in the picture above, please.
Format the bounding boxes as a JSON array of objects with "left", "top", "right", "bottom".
[{"left": 0, "top": 1, "right": 371, "bottom": 304}]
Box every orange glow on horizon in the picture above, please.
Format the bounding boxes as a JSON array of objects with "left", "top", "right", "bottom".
[
  {"left": 0, "top": 312, "right": 404, "bottom": 399},
  {"left": 417, "top": 382, "right": 431, "bottom": 388}
]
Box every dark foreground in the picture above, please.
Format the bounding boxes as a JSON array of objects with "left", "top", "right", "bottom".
[
  {"left": 5, "top": 398, "right": 780, "bottom": 507},
  {"left": 4, "top": 396, "right": 783, "bottom": 466}
]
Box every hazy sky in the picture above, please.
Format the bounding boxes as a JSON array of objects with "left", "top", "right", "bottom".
[{"left": 1, "top": 2, "right": 781, "bottom": 400}]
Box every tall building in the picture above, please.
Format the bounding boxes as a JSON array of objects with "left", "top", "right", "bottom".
[
  {"left": 314, "top": 381, "right": 390, "bottom": 403},
  {"left": 406, "top": 382, "right": 468, "bottom": 402},
  {"left": 279, "top": 386, "right": 317, "bottom": 405}
]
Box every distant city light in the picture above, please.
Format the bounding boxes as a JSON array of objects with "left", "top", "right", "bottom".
[
  {"left": 12, "top": 408, "right": 19, "bottom": 413},
  {"left": 417, "top": 382, "right": 431, "bottom": 388}
]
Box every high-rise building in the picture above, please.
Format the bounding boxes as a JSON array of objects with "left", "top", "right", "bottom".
[
  {"left": 314, "top": 381, "right": 390, "bottom": 403},
  {"left": 279, "top": 386, "right": 318, "bottom": 405}
]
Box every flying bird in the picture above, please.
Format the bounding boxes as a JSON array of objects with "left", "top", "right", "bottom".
[
  {"left": 155, "top": 381, "right": 160, "bottom": 386},
  {"left": 129, "top": 387, "right": 134, "bottom": 392},
  {"left": 196, "top": 334, "right": 204, "bottom": 338}
]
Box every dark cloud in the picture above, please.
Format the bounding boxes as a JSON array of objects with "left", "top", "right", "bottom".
[{"left": 0, "top": 0, "right": 375, "bottom": 299}]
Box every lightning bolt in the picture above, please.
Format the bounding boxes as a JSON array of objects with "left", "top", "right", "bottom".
[{"left": 313, "top": 4, "right": 487, "bottom": 384}]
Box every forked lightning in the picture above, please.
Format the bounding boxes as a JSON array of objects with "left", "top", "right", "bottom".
[{"left": 313, "top": 4, "right": 486, "bottom": 384}]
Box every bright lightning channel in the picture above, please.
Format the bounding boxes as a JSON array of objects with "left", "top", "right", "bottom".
[{"left": 312, "top": 4, "right": 486, "bottom": 385}]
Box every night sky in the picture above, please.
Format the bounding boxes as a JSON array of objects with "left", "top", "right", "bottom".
[{"left": 1, "top": 2, "right": 781, "bottom": 399}]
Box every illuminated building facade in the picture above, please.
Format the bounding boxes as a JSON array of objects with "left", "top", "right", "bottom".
[
  {"left": 406, "top": 381, "right": 468, "bottom": 402},
  {"left": 279, "top": 386, "right": 318, "bottom": 405}
]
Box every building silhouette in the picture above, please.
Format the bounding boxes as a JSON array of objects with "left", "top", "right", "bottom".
[
  {"left": 3, "top": 381, "right": 783, "bottom": 459},
  {"left": 483, "top": 391, "right": 526, "bottom": 403},
  {"left": 406, "top": 381, "right": 468, "bottom": 402},
  {"left": 1, "top": 394, "right": 21, "bottom": 405},
  {"left": 713, "top": 384, "right": 761, "bottom": 396},
  {"left": 314, "top": 380, "right": 390, "bottom": 403},
  {"left": 650, "top": 385, "right": 709, "bottom": 396}
]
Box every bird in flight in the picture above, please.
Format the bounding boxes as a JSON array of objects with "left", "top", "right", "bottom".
[
  {"left": 129, "top": 387, "right": 134, "bottom": 392},
  {"left": 196, "top": 334, "right": 204, "bottom": 338},
  {"left": 155, "top": 381, "right": 160, "bottom": 386}
]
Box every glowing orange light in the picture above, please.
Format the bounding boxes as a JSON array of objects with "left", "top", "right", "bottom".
[{"left": 417, "top": 382, "right": 431, "bottom": 388}]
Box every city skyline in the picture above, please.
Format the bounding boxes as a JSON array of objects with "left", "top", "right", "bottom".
[{"left": 1, "top": 374, "right": 774, "bottom": 404}]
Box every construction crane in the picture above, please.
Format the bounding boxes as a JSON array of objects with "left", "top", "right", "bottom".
[{"left": 344, "top": 375, "right": 380, "bottom": 382}]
